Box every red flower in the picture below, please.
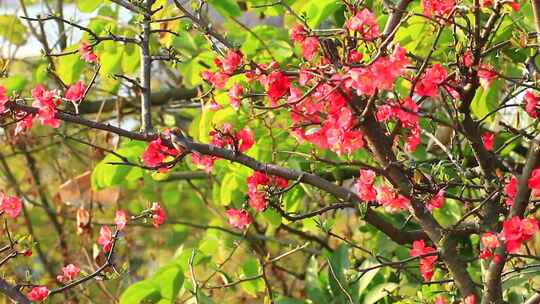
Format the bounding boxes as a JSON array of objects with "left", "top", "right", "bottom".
[
  {"left": 463, "top": 50, "right": 474, "bottom": 67},
  {"left": 528, "top": 167, "right": 540, "bottom": 194},
  {"left": 236, "top": 128, "right": 254, "bottom": 152},
  {"left": 57, "top": 264, "right": 80, "bottom": 283},
  {"left": 434, "top": 296, "right": 448, "bottom": 304},
  {"left": 478, "top": 65, "right": 497, "bottom": 89},
  {"left": 481, "top": 232, "right": 499, "bottom": 249},
  {"left": 347, "top": 50, "right": 363, "bottom": 63},
  {"left": 225, "top": 208, "right": 251, "bottom": 229},
  {"left": 97, "top": 225, "right": 113, "bottom": 252},
  {"left": 222, "top": 51, "right": 243, "bottom": 74},
  {"left": 289, "top": 24, "right": 306, "bottom": 43},
  {"left": 375, "top": 186, "right": 410, "bottom": 211},
  {"left": 355, "top": 169, "right": 377, "bottom": 202},
  {"left": 524, "top": 90, "right": 540, "bottom": 118},
  {"left": 0, "top": 85, "right": 8, "bottom": 112},
  {"left": 191, "top": 153, "right": 214, "bottom": 173},
  {"left": 14, "top": 114, "right": 33, "bottom": 136},
  {"left": 31, "top": 85, "right": 60, "bottom": 128},
  {"left": 504, "top": 175, "right": 517, "bottom": 206},
  {"left": 228, "top": 83, "right": 243, "bottom": 110},
  {"left": 421, "top": 0, "right": 455, "bottom": 17},
  {"left": 27, "top": 286, "right": 49, "bottom": 302},
  {"left": 301, "top": 37, "right": 319, "bottom": 61},
  {"left": 65, "top": 81, "right": 85, "bottom": 103},
  {"left": 415, "top": 64, "right": 447, "bottom": 97},
  {"left": 114, "top": 210, "right": 128, "bottom": 231},
  {"left": 141, "top": 138, "right": 179, "bottom": 168},
  {"left": 79, "top": 42, "right": 98, "bottom": 63},
  {"left": 248, "top": 192, "right": 267, "bottom": 212},
  {"left": 480, "top": 0, "right": 493, "bottom": 7},
  {"left": 265, "top": 71, "right": 290, "bottom": 105},
  {"left": 1, "top": 195, "right": 22, "bottom": 218},
  {"left": 502, "top": 216, "right": 539, "bottom": 253},
  {"left": 481, "top": 132, "right": 495, "bottom": 151},
  {"left": 345, "top": 8, "right": 380, "bottom": 40},
  {"left": 201, "top": 71, "right": 229, "bottom": 89},
  {"left": 427, "top": 190, "right": 445, "bottom": 211},
  {"left": 463, "top": 294, "right": 476, "bottom": 304},
  {"left": 151, "top": 202, "right": 166, "bottom": 228},
  {"left": 409, "top": 240, "right": 437, "bottom": 282}
]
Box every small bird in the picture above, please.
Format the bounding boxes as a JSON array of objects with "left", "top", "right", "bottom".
[{"left": 426, "top": 125, "right": 455, "bottom": 153}]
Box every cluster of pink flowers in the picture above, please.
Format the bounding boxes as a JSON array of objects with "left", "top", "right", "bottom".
[
  {"left": 79, "top": 42, "right": 98, "bottom": 63},
  {"left": 141, "top": 138, "right": 179, "bottom": 168},
  {"left": 344, "top": 9, "right": 380, "bottom": 40},
  {"left": 376, "top": 97, "right": 421, "bottom": 152},
  {"left": 503, "top": 175, "right": 517, "bottom": 206},
  {"left": 421, "top": 0, "right": 455, "bottom": 17},
  {"left": 528, "top": 167, "right": 540, "bottom": 197},
  {"left": 0, "top": 192, "right": 22, "bottom": 219},
  {"left": 501, "top": 216, "right": 539, "bottom": 253},
  {"left": 289, "top": 83, "right": 365, "bottom": 155},
  {"left": 97, "top": 225, "right": 113, "bottom": 252},
  {"left": 209, "top": 123, "right": 254, "bottom": 153},
  {"left": 64, "top": 81, "right": 85, "bottom": 103},
  {"left": 225, "top": 208, "right": 251, "bottom": 229},
  {"left": 56, "top": 264, "right": 80, "bottom": 284},
  {"left": 289, "top": 24, "right": 319, "bottom": 60},
  {"left": 27, "top": 286, "right": 49, "bottom": 302},
  {"left": 354, "top": 169, "right": 410, "bottom": 211},
  {"left": 479, "top": 232, "right": 500, "bottom": 260},
  {"left": 426, "top": 190, "right": 445, "bottom": 211},
  {"left": 151, "top": 202, "right": 166, "bottom": 228},
  {"left": 524, "top": 90, "right": 540, "bottom": 118},
  {"left": 246, "top": 171, "right": 288, "bottom": 212},
  {"left": 415, "top": 64, "right": 447, "bottom": 97},
  {"left": 32, "top": 85, "right": 61, "bottom": 128},
  {"left": 201, "top": 51, "right": 243, "bottom": 89},
  {"left": 346, "top": 45, "right": 409, "bottom": 96},
  {"left": 409, "top": 240, "right": 438, "bottom": 281}
]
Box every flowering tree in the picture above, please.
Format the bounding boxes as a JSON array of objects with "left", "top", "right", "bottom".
[{"left": 1, "top": 0, "right": 540, "bottom": 303}]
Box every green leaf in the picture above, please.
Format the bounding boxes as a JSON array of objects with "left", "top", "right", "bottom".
[
  {"left": 208, "top": 0, "right": 241, "bottom": 17},
  {"left": 220, "top": 173, "right": 239, "bottom": 206},
  {"left": 363, "top": 283, "right": 398, "bottom": 304},
  {"left": 0, "top": 76, "right": 27, "bottom": 94},
  {"left": 240, "top": 258, "right": 264, "bottom": 296},
  {"left": 100, "top": 46, "right": 124, "bottom": 75},
  {"left": 76, "top": 0, "right": 102, "bottom": 12},
  {"left": 0, "top": 15, "right": 27, "bottom": 46},
  {"left": 357, "top": 258, "right": 381, "bottom": 296},
  {"left": 328, "top": 244, "right": 350, "bottom": 300},
  {"left": 470, "top": 80, "right": 501, "bottom": 122},
  {"left": 300, "top": 0, "right": 342, "bottom": 28},
  {"left": 119, "top": 281, "right": 161, "bottom": 304},
  {"left": 262, "top": 208, "right": 282, "bottom": 226},
  {"left": 57, "top": 46, "right": 85, "bottom": 84},
  {"left": 151, "top": 264, "right": 184, "bottom": 301}
]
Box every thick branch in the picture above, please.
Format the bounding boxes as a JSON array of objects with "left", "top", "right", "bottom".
[{"left": 0, "top": 278, "right": 30, "bottom": 304}]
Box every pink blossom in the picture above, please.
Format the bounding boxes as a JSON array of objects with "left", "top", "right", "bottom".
[
  {"left": 57, "top": 264, "right": 80, "bottom": 283},
  {"left": 65, "top": 81, "right": 85, "bottom": 103},
  {"left": 481, "top": 132, "right": 495, "bottom": 151},
  {"left": 114, "top": 210, "right": 128, "bottom": 231},
  {"left": 1, "top": 195, "right": 22, "bottom": 218},
  {"left": 225, "top": 208, "right": 251, "bottom": 229},
  {"left": 228, "top": 83, "right": 243, "bottom": 110},
  {"left": 79, "top": 42, "right": 98, "bottom": 63},
  {"left": 345, "top": 9, "right": 380, "bottom": 40},
  {"left": 97, "top": 226, "right": 113, "bottom": 252},
  {"left": 301, "top": 37, "right": 319, "bottom": 61},
  {"left": 236, "top": 128, "right": 254, "bottom": 152},
  {"left": 27, "top": 286, "right": 49, "bottom": 302},
  {"left": 151, "top": 202, "right": 165, "bottom": 228},
  {"left": 289, "top": 24, "right": 306, "bottom": 43},
  {"left": 427, "top": 190, "right": 445, "bottom": 211},
  {"left": 222, "top": 51, "right": 243, "bottom": 74},
  {"left": 0, "top": 85, "right": 8, "bottom": 112}
]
